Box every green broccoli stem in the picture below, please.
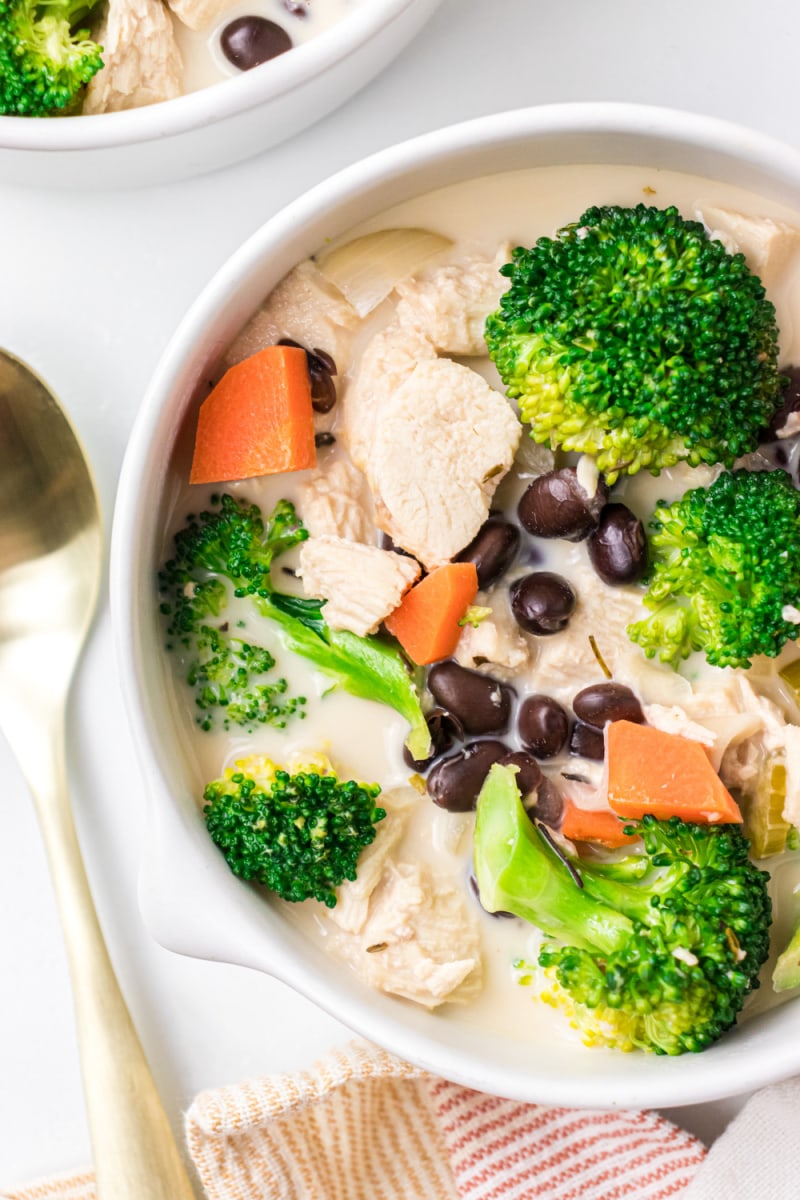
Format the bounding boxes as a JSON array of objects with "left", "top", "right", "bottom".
[{"left": 474, "top": 764, "right": 632, "bottom": 955}]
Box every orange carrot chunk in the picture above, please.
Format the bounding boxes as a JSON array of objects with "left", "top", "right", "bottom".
[
  {"left": 190, "top": 344, "right": 316, "bottom": 485},
  {"left": 384, "top": 562, "right": 479, "bottom": 666},
  {"left": 560, "top": 799, "right": 639, "bottom": 849},
  {"left": 606, "top": 720, "right": 742, "bottom": 824}
]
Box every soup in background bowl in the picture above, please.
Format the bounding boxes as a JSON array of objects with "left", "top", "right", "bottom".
[{"left": 111, "top": 103, "right": 800, "bottom": 1107}]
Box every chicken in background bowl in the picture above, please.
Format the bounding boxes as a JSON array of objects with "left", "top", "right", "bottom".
[{"left": 111, "top": 107, "right": 800, "bottom": 1106}]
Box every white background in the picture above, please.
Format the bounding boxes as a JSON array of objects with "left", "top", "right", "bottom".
[{"left": 0, "top": 0, "right": 797, "bottom": 1186}]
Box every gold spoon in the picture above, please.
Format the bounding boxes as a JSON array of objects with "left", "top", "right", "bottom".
[{"left": 0, "top": 350, "right": 196, "bottom": 1199}]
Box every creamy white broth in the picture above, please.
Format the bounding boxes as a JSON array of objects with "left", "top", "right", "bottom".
[
  {"left": 174, "top": 0, "right": 362, "bottom": 94},
  {"left": 164, "top": 162, "right": 800, "bottom": 1047}
]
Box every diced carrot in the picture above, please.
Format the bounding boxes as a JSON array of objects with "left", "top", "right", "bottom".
[
  {"left": 190, "top": 345, "right": 316, "bottom": 485},
  {"left": 384, "top": 562, "right": 479, "bottom": 665},
  {"left": 606, "top": 720, "right": 742, "bottom": 824},
  {"left": 560, "top": 799, "right": 639, "bottom": 849}
]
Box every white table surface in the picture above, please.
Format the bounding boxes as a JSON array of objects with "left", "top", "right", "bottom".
[{"left": 1, "top": 0, "right": 797, "bottom": 1186}]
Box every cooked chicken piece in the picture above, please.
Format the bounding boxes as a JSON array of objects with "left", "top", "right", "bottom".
[
  {"left": 298, "top": 536, "right": 420, "bottom": 637},
  {"left": 224, "top": 261, "right": 360, "bottom": 373},
  {"left": 328, "top": 789, "right": 417, "bottom": 936},
  {"left": 299, "top": 458, "right": 376, "bottom": 544},
  {"left": 327, "top": 859, "right": 482, "bottom": 1008},
  {"left": 643, "top": 703, "right": 717, "bottom": 751},
  {"left": 455, "top": 590, "right": 531, "bottom": 677},
  {"left": 368, "top": 359, "right": 520, "bottom": 569},
  {"left": 714, "top": 676, "right": 789, "bottom": 790},
  {"left": 696, "top": 203, "right": 800, "bottom": 290},
  {"left": 394, "top": 245, "right": 511, "bottom": 356},
  {"left": 531, "top": 557, "right": 645, "bottom": 698},
  {"left": 341, "top": 322, "right": 437, "bottom": 472},
  {"left": 167, "top": 0, "right": 232, "bottom": 30},
  {"left": 321, "top": 786, "right": 482, "bottom": 1008},
  {"left": 84, "top": 0, "right": 182, "bottom": 113}
]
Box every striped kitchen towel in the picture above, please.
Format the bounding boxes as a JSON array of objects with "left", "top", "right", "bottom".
[
  {"left": 184, "top": 1040, "right": 704, "bottom": 1200},
  {"left": 0, "top": 1038, "right": 706, "bottom": 1200}
]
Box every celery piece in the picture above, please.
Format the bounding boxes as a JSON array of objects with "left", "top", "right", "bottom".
[{"left": 743, "top": 760, "right": 791, "bottom": 858}]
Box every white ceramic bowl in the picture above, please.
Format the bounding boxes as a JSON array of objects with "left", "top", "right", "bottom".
[
  {"left": 0, "top": 0, "right": 442, "bottom": 189},
  {"left": 111, "top": 103, "right": 800, "bottom": 1107}
]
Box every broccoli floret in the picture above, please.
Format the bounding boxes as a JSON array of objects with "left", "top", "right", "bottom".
[
  {"left": 485, "top": 204, "right": 783, "bottom": 482},
  {"left": 474, "top": 764, "right": 772, "bottom": 1055},
  {"left": 159, "top": 494, "right": 431, "bottom": 758},
  {"left": 628, "top": 469, "right": 800, "bottom": 669},
  {"left": 159, "top": 495, "right": 307, "bottom": 731},
  {"left": 0, "top": 0, "right": 104, "bottom": 116},
  {"left": 187, "top": 626, "right": 305, "bottom": 732},
  {"left": 204, "top": 755, "right": 385, "bottom": 907}
]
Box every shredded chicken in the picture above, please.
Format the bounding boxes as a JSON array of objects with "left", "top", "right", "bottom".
[
  {"left": 328, "top": 791, "right": 416, "bottom": 935},
  {"left": 394, "top": 245, "right": 511, "bottom": 356},
  {"left": 224, "top": 261, "right": 360, "bottom": 373},
  {"left": 84, "top": 0, "right": 183, "bottom": 113},
  {"left": 367, "top": 358, "right": 520, "bottom": 569},
  {"left": 327, "top": 860, "right": 482, "bottom": 1008},
  {"left": 455, "top": 590, "right": 531, "bottom": 677},
  {"left": 298, "top": 536, "right": 420, "bottom": 637},
  {"left": 299, "top": 458, "right": 376, "bottom": 544},
  {"left": 643, "top": 703, "right": 718, "bottom": 751},
  {"left": 322, "top": 787, "right": 481, "bottom": 1007}
]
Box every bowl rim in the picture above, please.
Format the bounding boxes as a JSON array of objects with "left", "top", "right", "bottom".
[
  {"left": 0, "top": 0, "right": 426, "bottom": 151},
  {"left": 110, "top": 101, "right": 800, "bottom": 1106}
]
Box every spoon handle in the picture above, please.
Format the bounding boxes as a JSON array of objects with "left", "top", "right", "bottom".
[{"left": 30, "top": 723, "right": 197, "bottom": 1200}]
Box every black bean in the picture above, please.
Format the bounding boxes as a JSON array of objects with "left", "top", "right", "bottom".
[
  {"left": 763, "top": 365, "right": 800, "bottom": 441},
  {"left": 499, "top": 750, "right": 543, "bottom": 798},
  {"left": 309, "top": 370, "right": 337, "bottom": 414},
  {"left": 572, "top": 682, "right": 645, "bottom": 729},
  {"left": 428, "top": 661, "right": 513, "bottom": 735},
  {"left": 311, "top": 347, "right": 337, "bottom": 375},
  {"left": 587, "top": 504, "right": 648, "bottom": 585},
  {"left": 379, "top": 531, "right": 418, "bottom": 561},
  {"left": 518, "top": 694, "right": 570, "bottom": 759},
  {"left": 455, "top": 518, "right": 520, "bottom": 588},
  {"left": 517, "top": 467, "right": 608, "bottom": 541},
  {"left": 314, "top": 432, "right": 336, "bottom": 448},
  {"left": 528, "top": 777, "right": 564, "bottom": 827},
  {"left": 277, "top": 338, "right": 337, "bottom": 412},
  {"left": 510, "top": 571, "right": 576, "bottom": 635},
  {"left": 402, "top": 708, "right": 464, "bottom": 771},
  {"left": 426, "top": 740, "right": 509, "bottom": 811},
  {"left": 220, "top": 16, "right": 292, "bottom": 70},
  {"left": 468, "top": 873, "right": 516, "bottom": 918},
  {"left": 569, "top": 721, "right": 605, "bottom": 761}
]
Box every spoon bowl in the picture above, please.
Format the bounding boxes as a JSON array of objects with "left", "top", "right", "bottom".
[
  {"left": 0, "top": 353, "right": 101, "bottom": 735},
  {"left": 0, "top": 350, "right": 196, "bottom": 1199}
]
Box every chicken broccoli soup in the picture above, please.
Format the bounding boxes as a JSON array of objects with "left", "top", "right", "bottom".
[
  {"left": 158, "top": 163, "right": 800, "bottom": 1056},
  {"left": 1, "top": 0, "right": 363, "bottom": 117}
]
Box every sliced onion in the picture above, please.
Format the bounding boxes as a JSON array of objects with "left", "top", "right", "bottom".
[{"left": 315, "top": 227, "right": 453, "bottom": 317}]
